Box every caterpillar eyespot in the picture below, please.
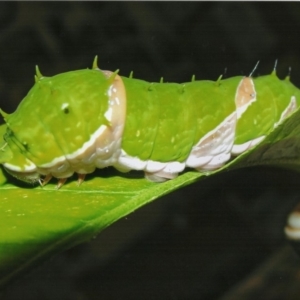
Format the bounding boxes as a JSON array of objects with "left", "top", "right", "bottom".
[{"left": 0, "top": 56, "right": 299, "bottom": 189}]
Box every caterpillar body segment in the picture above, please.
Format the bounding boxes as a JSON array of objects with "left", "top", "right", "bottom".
[{"left": 0, "top": 59, "right": 299, "bottom": 188}]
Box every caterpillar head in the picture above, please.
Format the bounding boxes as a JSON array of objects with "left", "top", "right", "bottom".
[{"left": 0, "top": 57, "right": 126, "bottom": 187}]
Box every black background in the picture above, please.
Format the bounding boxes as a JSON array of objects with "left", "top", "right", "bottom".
[
  {"left": 2, "top": 2, "right": 300, "bottom": 113},
  {"left": 1, "top": 2, "right": 300, "bottom": 300}
]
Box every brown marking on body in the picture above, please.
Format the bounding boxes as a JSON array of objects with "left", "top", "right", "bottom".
[{"left": 235, "top": 77, "right": 256, "bottom": 119}]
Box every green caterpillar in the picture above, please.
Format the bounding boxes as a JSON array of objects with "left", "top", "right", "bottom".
[{"left": 0, "top": 57, "right": 299, "bottom": 188}]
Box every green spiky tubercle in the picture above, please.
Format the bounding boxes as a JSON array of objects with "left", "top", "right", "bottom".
[
  {"left": 2, "top": 66, "right": 111, "bottom": 169},
  {"left": 121, "top": 75, "right": 243, "bottom": 162}
]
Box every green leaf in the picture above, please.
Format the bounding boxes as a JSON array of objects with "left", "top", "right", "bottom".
[{"left": 1, "top": 106, "right": 300, "bottom": 287}]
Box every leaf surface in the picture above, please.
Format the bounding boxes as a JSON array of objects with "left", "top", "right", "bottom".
[{"left": 0, "top": 107, "right": 300, "bottom": 286}]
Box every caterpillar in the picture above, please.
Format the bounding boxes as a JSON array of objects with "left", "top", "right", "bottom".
[{"left": 0, "top": 57, "right": 299, "bottom": 189}]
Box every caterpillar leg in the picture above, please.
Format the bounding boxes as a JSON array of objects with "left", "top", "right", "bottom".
[
  {"left": 145, "top": 172, "right": 178, "bottom": 182},
  {"left": 56, "top": 178, "right": 67, "bottom": 190},
  {"left": 77, "top": 173, "right": 86, "bottom": 186},
  {"left": 144, "top": 161, "right": 185, "bottom": 182},
  {"left": 145, "top": 171, "right": 178, "bottom": 182},
  {"left": 40, "top": 172, "right": 86, "bottom": 189},
  {"left": 40, "top": 174, "right": 53, "bottom": 186},
  {"left": 40, "top": 174, "right": 66, "bottom": 189}
]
